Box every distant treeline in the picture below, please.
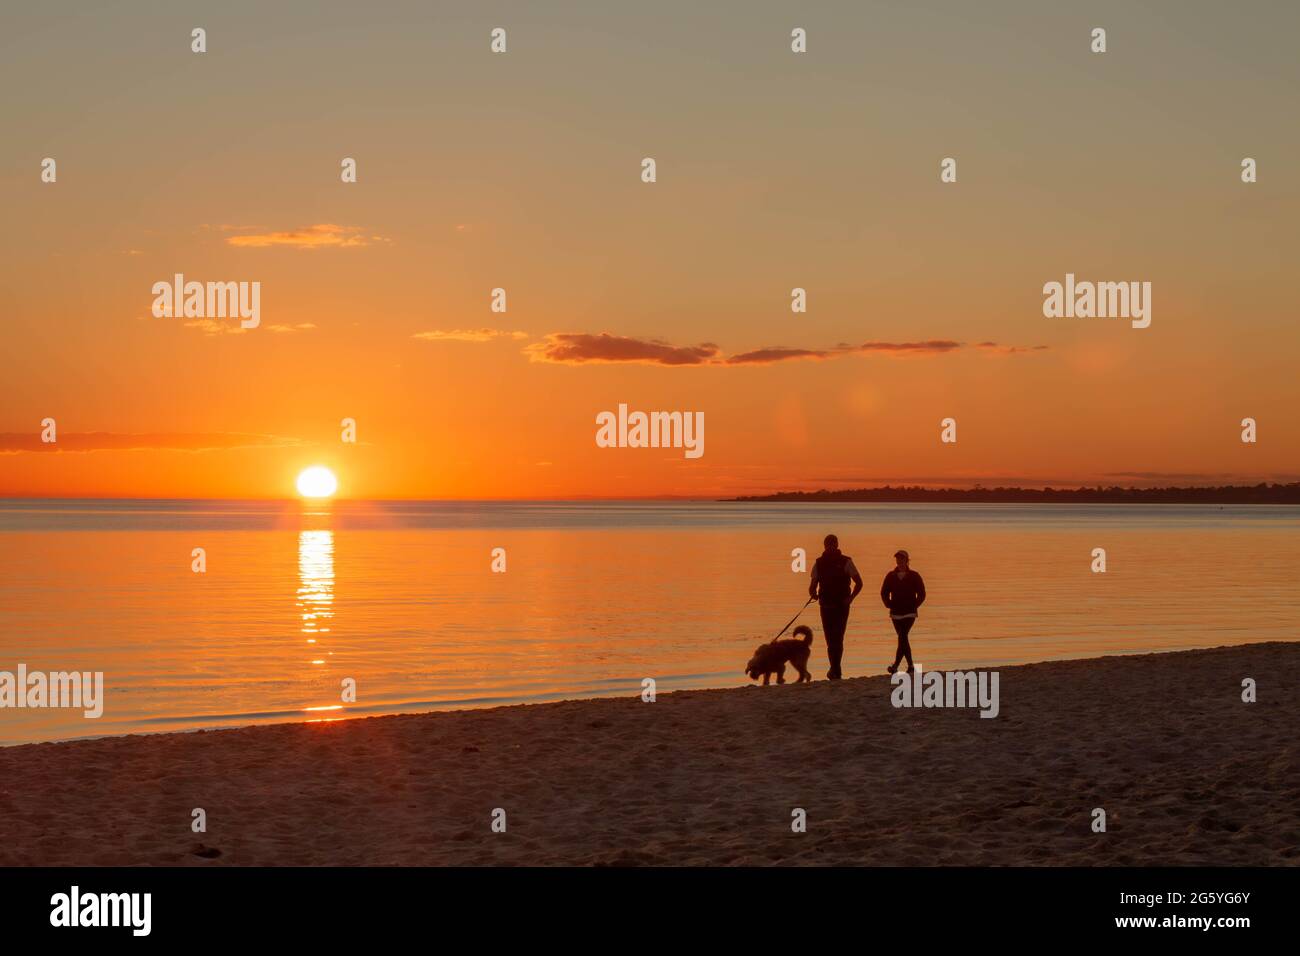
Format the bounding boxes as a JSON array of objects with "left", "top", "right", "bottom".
[{"left": 727, "top": 483, "right": 1300, "bottom": 504}]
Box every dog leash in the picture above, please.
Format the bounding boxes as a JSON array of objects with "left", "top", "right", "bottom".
[{"left": 772, "top": 596, "right": 816, "bottom": 641}]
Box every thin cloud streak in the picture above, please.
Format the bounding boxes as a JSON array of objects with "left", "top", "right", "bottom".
[
  {"left": 527, "top": 333, "right": 720, "bottom": 366},
  {"left": 224, "top": 224, "right": 389, "bottom": 250},
  {"left": 528, "top": 333, "right": 1045, "bottom": 367},
  {"left": 0, "top": 432, "right": 307, "bottom": 454},
  {"left": 725, "top": 340, "right": 963, "bottom": 364},
  {"left": 414, "top": 328, "right": 529, "bottom": 342}
]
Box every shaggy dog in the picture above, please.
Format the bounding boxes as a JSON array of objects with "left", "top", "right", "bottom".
[{"left": 745, "top": 624, "right": 814, "bottom": 685}]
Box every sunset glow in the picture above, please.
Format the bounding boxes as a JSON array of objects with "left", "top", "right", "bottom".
[{"left": 1, "top": 3, "right": 1297, "bottom": 504}]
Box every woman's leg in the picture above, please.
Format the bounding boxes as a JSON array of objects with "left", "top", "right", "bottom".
[
  {"left": 898, "top": 617, "right": 915, "bottom": 670},
  {"left": 892, "top": 617, "right": 915, "bottom": 670}
]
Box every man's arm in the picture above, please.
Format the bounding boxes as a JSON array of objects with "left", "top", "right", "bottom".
[
  {"left": 808, "top": 561, "right": 819, "bottom": 600},
  {"left": 847, "top": 560, "right": 863, "bottom": 604},
  {"left": 914, "top": 573, "right": 926, "bottom": 608},
  {"left": 880, "top": 573, "right": 891, "bottom": 608}
]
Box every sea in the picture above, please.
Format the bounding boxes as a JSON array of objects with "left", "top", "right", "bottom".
[{"left": 2, "top": 499, "right": 1296, "bottom": 744}]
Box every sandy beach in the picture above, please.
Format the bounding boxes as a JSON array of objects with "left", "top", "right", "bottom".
[{"left": 2, "top": 642, "right": 1296, "bottom": 866}]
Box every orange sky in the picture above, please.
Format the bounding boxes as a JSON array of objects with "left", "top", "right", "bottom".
[{"left": 3, "top": 2, "right": 1298, "bottom": 498}]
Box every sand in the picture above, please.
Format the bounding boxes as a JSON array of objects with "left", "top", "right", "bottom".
[{"left": 1, "top": 642, "right": 1296, "bottom": 866}]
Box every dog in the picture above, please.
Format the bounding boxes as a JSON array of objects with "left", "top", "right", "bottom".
[{"left": 745, "top": 625, "right": 814, "bottom": 685}]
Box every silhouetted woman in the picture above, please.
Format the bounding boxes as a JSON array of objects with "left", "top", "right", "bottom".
[{"left": 881, "top": 549, "right": 925, "bottom": 674}]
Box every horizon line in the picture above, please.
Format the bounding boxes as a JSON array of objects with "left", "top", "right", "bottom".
[{"left": 4, "top": 480, "right": 1300, "bottom": 504}]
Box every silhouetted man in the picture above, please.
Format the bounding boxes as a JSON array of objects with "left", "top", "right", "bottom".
[
  {"left": 809, "top": 534, "right": 863, "bottom": 680},
  {"left": 881, "top": 549, "right": 926, "bottom": 674}
]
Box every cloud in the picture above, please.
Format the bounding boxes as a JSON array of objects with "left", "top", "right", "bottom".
[
  {"left": 526, "top": 333, "right": 721, "bottom": 366},
  {"left": 224, "top": 224, "right": 389, "bottom": 250},
  {"left": 524, "top": 334, "right": 1042, "bottom": 367},
  {"left": 974, "top": 341, "right": 1050, "bottom": 355},
  {"left": 180, "top": 321, "right": 320, "bottom": 336},
  {"left": 176, "top": 319, "right": 315, "bottom": 335},
  {"left": 857, "top": 340, "right": 965, "bottom": 353},
  {"left": 722, "top": 347, "right": 832, "bottom": 364},
  {"left": 183, "top": 319, "right": 248, "bottom": 336},
  {"left": 0, "top": 432, "right": 306, "bottom": 454},
  {"left": 413, "top": 328, "right": 529, "bottom": 343},
  {"left": 725, "top": 340, "right": 963, "bottom": 365}
]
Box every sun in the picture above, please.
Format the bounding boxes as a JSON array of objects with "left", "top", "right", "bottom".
[{"left": 296, "top": 466, "right": 338, "bottom": 499}]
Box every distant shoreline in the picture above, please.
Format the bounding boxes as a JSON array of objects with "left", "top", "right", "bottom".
[
  {"left": 3, "top": 486, "right": 1300, "bottom": 505},
  {"left": 725, "top": 483, "right": 1300, "bottom": 504}
]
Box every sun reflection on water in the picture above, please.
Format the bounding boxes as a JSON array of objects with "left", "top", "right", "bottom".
[
  {"left": 297, "top": 530, "right": 337, "bottom": 719},
  {"left": 297, "top": 530, "right": 335, "bottom": 639}
]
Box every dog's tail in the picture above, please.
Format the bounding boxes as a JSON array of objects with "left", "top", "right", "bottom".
[{"left": 791, "top": 624, "right": 813, "bottom": 645}]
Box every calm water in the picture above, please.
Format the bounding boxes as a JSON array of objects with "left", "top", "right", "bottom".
[{"left": 2, "top": 499, "right": 1298, "bottom": 744}]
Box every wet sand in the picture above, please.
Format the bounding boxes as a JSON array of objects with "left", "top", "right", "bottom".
[{"left": 1, "top": 642, "right": 1296, "bottom": 865}]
